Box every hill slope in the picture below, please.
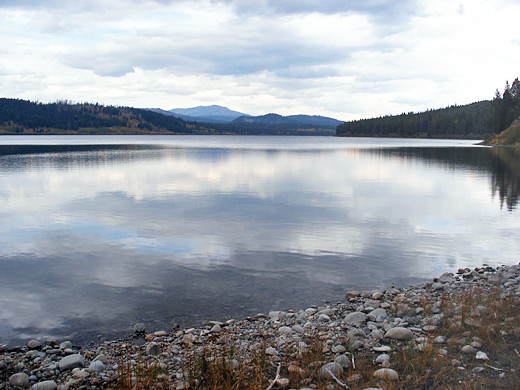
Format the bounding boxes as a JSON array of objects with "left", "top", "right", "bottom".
[
  {"left": 0, "top": 99, "right": 215, "bottom": 135},
  {"left": 232, "top": 113, "right": 342, "bottom": 128},
  {"left": 336, "top": 101, "right": 494, "bottom": 139},
  {"left": 486, "top": 118, "right": 520, "bottom": 146}
]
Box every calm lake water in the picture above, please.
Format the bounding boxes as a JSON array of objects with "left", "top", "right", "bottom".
[{"left": 0, "top": 135, "right": 519, "bottom": 346}]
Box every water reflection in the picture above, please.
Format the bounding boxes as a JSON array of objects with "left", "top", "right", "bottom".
[{"left": 0, "top": 138, "right": 519, "bottom": 346}]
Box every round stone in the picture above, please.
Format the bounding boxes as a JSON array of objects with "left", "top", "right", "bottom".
[
  {"left": 30, "top": 380, "right": 58, "bottom": 390},
  {"left": 319, "top": 362, "right": 344, "bottom": 379},
  {"left": 58, "top": 354, "right": 85, "bottom": 371},
  {"left": 134, "top": 323, "right": 146, "bottom": 333},
  {"left": 146, "top": 342, "right": 161, "bottom": 356},
  {"left": 385, "top": 327, "right": 413, "bottom": 340},
  {"left": 10, "top": 373, "right": 29, "bottom": 388},
  {"left": 27, "top": 340, "right": 42, "bottom": 350},
  {"left": 373, "top": 368, "right": 399, "bottom": 381},
  {"left": 344, "top": 311, "right": 366, "bottom": 326},
  {"left": 88, "top": 360, "right": 106, "bottom": 373}
]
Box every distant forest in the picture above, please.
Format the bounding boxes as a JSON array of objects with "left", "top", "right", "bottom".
[
  {"left": 336, "top": 101, "right": 494, "bottom": 139},
  {"left": 0, "top": 98, "right": 214, "bottom": 135},
  {"left": 336, "top": 78, "right": 520, "bottom": 139}
]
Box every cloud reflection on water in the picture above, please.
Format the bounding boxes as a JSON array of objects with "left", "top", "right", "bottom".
[{"left": 0, "top": 140, "right": 519, "bottom": 345}]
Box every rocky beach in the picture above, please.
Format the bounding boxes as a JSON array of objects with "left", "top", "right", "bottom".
[{"left": 2, "top": 263, "right": 520, "bottom": 390}]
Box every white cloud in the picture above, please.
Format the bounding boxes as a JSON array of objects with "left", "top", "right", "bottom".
[{"left": 0, "top": 0, "right": 519, "bottom": 118}]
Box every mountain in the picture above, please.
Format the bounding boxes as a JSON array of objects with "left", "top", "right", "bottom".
[
  {"left": 168, "top": 105, "right": 249, "bottom": 123},
  {"left": 231, "top": 113, "right": 342, "bottom": 128}
]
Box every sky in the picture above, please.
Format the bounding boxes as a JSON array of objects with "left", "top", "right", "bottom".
[{"left": 0, "top": 0, "right": 519, "bottom": 120}]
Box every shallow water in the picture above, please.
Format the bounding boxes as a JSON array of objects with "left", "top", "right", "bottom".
[{"left": 0, "top": 135, "right": 519, "bottom": 346}]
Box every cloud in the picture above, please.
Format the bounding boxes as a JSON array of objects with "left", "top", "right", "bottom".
[{"left": 1, "top": 0, "right": 519, "bottom": 118}]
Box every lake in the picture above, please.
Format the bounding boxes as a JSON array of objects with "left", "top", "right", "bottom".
[{"left": 0, "top": 135, "right": 519, "bottom": 346}]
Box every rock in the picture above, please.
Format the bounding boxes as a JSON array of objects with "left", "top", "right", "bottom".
[
  {"left": 367, "top": 308, "right": 387, "bottom": 322},
  {"left": 58, "top": 354, "right": 85, "bottom": 371},
  {"left": 385, "top": 327, "right": 413, "bottom": 340},
  {"left": 371, "top": 330, "right": 384, "bottom": 341},
  {"left": 376, "top": 354, "right": 390, "bottom": 364},
  {"left": 461, "top": 345, "right": 477, "bottom": 354},
  {"left": 59, "top": 341, "right": 72, "bottom": 350},
  {"left": 476, "top": 351, "right": 489, "bottom": 360},
  {"left": 348, "top": 328, "right": 366, "bottom": 341},
  {"left": 9, "top": 373, "right": 30, "bottom": 388},
  {"left": 318, "top": 313, "right": 331, "bottom": 322},
  {"left": 266, "top": 347, "right": 278, "bottom": 356},
  {"left": 372, "top": 291, "right": 383, "bottom": 299},
  {"left": 134, "top": 323, "right": 146, "bottom": 333},
  {"left": 31, "top": 380, "right": 58, "bottom": 390},
  {"left": 319, "top": 362, "right": 343, "bottom": 379},
  {"left": 292, "top": 324, "right": 304, "bottom": 334},
  {"left": 275, "top": 326, "right": 290, "bottom": 335},
  {"left": 154, "top": 330, "right": 167, "bottom": 337},
  {"left": 345, "top": 291, "right": 360, "bottom": 298},
  {"left": 146, "top": 342, "right": 161, "bottom": 356},
  {"left": 182, "top": 334, "right": 195, "bottom": 344},
  {"left": 373, "top": 368, "right": 399, "bottom": 381},
  {"left": 268, "top": 311, "right": 281, "bottom": 321},
  {"left": 210, "top": 324, "right": 222, "bottom": 333},
  {"left": 344, "top": 311, "right": 366, "bottom": 326},
  {"left": 276, "top": 377, "right": 290, "bottom": 387},
  {"left": 334, "top": 354, "right": 350, "bottom": 368},
  {"left": 438, "top": 272, "right": 456, "bottom": 283},
  {"left": 331, "top": 345, "right": 346, "bottom": 353},
  {"left": 431, "top": 283, "right": 444, "bottom": 291},
  {"left": 88, "top": 360, "right": 106, "bottom": 373},
  {"left": 434, "top": 336, "right": 446, "bottom": 344},
  {"left": 28, "top": 339, "right": 42, "bottom": 349},
  {"left": 94, "top": 354, "right": 108, "bottom": 364}
]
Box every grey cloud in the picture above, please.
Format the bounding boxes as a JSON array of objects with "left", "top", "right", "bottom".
[{"left": 64, "top": 31, "right": 354, "bottom": 78}]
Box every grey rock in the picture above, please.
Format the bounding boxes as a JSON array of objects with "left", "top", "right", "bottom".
[
  {"left": 344, "top": 311, "right": 366, "bottom": 326},
  {"left": 59, "top": 341, "right": 72, "bottom": 350},
  {"left": 373, "top": 368, "right": 399, "bottom": 380},
  {"left": 331, "top": 345, "right": 346, "bottom": 354},
  {"left": 334, "top": 354, "right": 350, "bottom": 368},
  {"left": 376, "top": 353, "right": 390, "bottom": 364},
  {"left": 28, "top": 339, "right": 42, "bottom": 349},
  {"left": 292, "top": 324, "right": 305, "bottom": 334},
  {"left": 347, "top": 328, "right": 366, "bottom": 341},
  {"left": 88, "top": 360, "right": 106, "bottom": 373},
  {"left": 133, "top": 323, "right": 146, "bottom": 333},
  {"left": 318, "top": 313, "right": 331, "bottom": 322},
  {"left": 58, "top": 354, "right": 85, "bottom": 371},
  {"left": 319, "top": 362, "right": 343, "bottom": 379},
  {"left": 385, "top": 327, "right": 413, "bottom": 340},
  {"left": 367, "top": 308, "right": 387, "bottom": 322},
  {"left": 431, "top": 282, "right": 444, "bottom": 291},
  {"left": 475, "top": 351, "right": 489, "bottom": 360},
  {"left": 210, "top": 324, "right": 222, "bottom": 333},
  {"left": 266, "top": 347, "right": 278, "bottom": 356},
  {"left": 146, "top": 342, "right": 161, "bottom": 356},
  {"left": 373, "top": 346, "right": 391, "bottom": 352},
  {"left": 438, "top": 272, "right": 456, "bottom": 284},
  {"left": 9, "top": 373, "right": 30, "bottom": 388},
  {"left": 278, "top": 326, "right": 292, "bottom": 334},
  {"left": 462, "top": 345, "right": 477, "bottom": 354},
  {"left": 371, "top": 330, "right": 384, "bottom": 341}
]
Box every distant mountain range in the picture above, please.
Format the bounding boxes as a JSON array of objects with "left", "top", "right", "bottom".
[
  {"left": 148, "top": 105, "right": 249, "bottom": 124},
  {"left": 148, "top": 105, "right": 343, "bottom": 128}
]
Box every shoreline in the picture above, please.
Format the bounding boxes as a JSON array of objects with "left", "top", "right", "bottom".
[{"left": 2, "top": 263, "right": 520, "bottom": 389}]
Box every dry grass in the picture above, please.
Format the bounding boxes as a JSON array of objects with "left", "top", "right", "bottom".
[{"left": 113, "top": 284, "right": 520, "bottom": 390}]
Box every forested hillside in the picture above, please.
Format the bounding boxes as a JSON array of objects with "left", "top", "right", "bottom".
[
  {"left": 0, "top": 98, "right": 215, "bottom": 135},
  {"left": 336, "top": 101, "right": 494, "bottom": 139},
  {"left": 487, "top": 78, "right": 520, "bottom": 145}
]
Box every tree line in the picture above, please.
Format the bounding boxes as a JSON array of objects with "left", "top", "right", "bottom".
[
  {"left": 337, "top": 78, "right": 520, "bottom": 139},
  {"left": 492, "top": 78, "right": 520, "bottom": 133},
  {"left": 0, "top": 98, "right": 212, "bottom": 134},
  {"left": 336, "top": 101, "right": 494, "bottom": 139}
]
